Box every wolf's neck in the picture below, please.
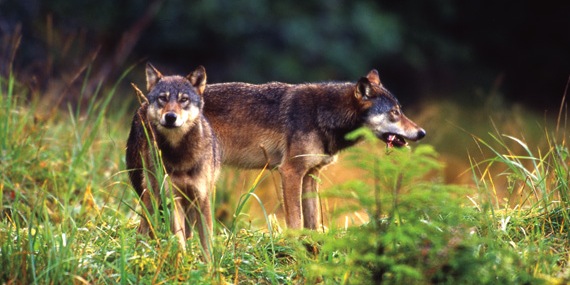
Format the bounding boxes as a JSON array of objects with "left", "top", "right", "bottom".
[
  {"left": 314, "top": 84, "right": 364, "bottom": 153},
  {"left": 154, "top": 119, "right": 201, "bottom": 148},
  {"left": 154, "top": 121, "right": 207, "bottom": 171}
]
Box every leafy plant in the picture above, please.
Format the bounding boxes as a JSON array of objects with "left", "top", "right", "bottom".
[
  {"left": 1, "top": 67, "right": 568, "bottom": 284},
  {"left": 308, "top": 130, "right": 539, "bottom": 284}
]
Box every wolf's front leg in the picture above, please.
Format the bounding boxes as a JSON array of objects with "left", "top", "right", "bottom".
[
  {"left": 172, "top": 195, "right": 187, "bottom": 251},
  {"left": 138, "top": 188, "right": 154, "bottom": 236},
  {"left": 279, "top": 163, "right": 305, "bottom": 229},
  {"left": 302, "top": 168, "right": 322, "bottom": 230}
]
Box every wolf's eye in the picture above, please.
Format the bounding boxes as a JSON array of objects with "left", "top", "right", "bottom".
[
  {"left": 179, "top": 96, "right": 189, "bottom": 103},
  {"left": 391, "top": 109, "right": 400, "bottom": 116},
  {"left": 158, "top": 94, "right": 167, "bottom": 102}
]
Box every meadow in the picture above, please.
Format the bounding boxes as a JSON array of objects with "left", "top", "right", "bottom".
[{"left": 0, "top": 69, "right": 569, "bottom": 284}]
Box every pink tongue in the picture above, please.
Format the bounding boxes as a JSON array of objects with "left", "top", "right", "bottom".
[{"left": 387, "top": 134, "right": 395, "bottom": 148}]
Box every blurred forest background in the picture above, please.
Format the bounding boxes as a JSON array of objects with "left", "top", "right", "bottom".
[
  {"left": 1, "top": 0, "right": 569, "bottom": 187},
  {"left": 2, "top": 0, "right": 569, "bottom": 107}
]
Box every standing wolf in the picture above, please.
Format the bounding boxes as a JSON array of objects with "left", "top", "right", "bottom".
[
  {"left": 126, "top": 63, "right": 220, "bottom": 256},
  {"left": 203, "top": 69, "right": 425, "bottom": 230}
]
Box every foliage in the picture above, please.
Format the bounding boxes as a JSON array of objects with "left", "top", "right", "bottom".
[
  {"left": 469, "top": 121, "right": 570, "bottom": 281},
  {"left": 3, "top": 0, "right": 569, "bottom": 108},
  {"left": 1, "top": 72, "right": 569, "bottom": 284},
  {"left": 309, "top": 135, "right": 539, "bottom": 284}
]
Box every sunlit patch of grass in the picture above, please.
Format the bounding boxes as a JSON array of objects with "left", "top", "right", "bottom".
[
  {"left": 468, "top": 98, "right": 569, "bottom": 279},
  {"left": 0, "top": 69, "right": 310, "bottom": 283},
  {"left": 1, "top": 66, "right": 569, "bottom": 284},
  {"left": 0, "top": 69, "right": 140, "bottom": 283},
  {"left": 414, "top": 92, "right": 557, "bottom": 187}
]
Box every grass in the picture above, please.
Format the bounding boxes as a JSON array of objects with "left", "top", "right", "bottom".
[{"left": 0, "top": 70, "right": 569, "bottom": 284}]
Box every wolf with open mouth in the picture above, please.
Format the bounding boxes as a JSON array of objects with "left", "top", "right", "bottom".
[{"left": 203, "top": 69, "right": 425, "bottom": 230}]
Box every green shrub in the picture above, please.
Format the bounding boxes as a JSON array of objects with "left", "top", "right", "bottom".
[
  {"left": 1, "top": 70, "right": 567, "bottom": 284},
  {"left": 308, "top": 130, "right": 538, "bottom": 284}
]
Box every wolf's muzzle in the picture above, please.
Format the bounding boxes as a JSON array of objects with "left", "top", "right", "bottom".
[
  {"left": 163, "top": 112, "right": 178, "bottom": 128},
  {"left": 417, "top": 129, "right": 426, "bottom": 140}
]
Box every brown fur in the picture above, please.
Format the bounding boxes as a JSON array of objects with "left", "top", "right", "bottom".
[
  {"left": 203, "top": 70, "right": 425, "bottom": 229},
  {"left": 126, "top": 64, "right": 220, "bottom": 258}
]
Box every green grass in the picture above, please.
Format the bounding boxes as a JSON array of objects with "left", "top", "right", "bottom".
[{"left": 0, "top": 71, "right": 569, "bottom": 284}]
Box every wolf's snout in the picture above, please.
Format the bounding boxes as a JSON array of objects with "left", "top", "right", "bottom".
[
  {"left": 164, "top": 112, "right": 178, "bottom": 126},
  {"left": 417, "top": 128, "right": 426, "bottom": 140}
]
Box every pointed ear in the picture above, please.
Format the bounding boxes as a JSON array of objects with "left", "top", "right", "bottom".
[
  {"left": 145, "top": 62, "right": 162, "bottom": 91},
  {"left": 366, "top": 69, "right": 381, "bottom": 86},
  {"left": 355, "top": 77, "right": 372, "bottom": 100},
  {"left": 188, "top": 65, "right": 207, "bottom": 95}
]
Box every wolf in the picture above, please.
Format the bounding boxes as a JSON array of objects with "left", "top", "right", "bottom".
[
  {"left": 203, "top": 69, "right": 425, "bottom": 230},
  {"left": 126, "top": 63, "right": 220, "bottom": 257}
]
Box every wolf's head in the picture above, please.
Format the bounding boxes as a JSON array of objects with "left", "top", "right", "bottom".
[
  {"left": 355, "top": 69, "right": 426, "bottom": 148},
  {"left": 144, "top": 63, "right": 207, "bottom": 136}
]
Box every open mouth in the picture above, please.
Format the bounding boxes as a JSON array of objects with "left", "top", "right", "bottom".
[{"left": 381, "top": 133, "right": 408, "bottom": 148}]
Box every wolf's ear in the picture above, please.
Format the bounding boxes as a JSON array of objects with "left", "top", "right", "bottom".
[
  {"left": 146, "top": 63, "right": 162, "bottom": 91},
  {"left": 366, "top": 69, "right": 381, "bottom": 86},
  {"left": 355, "top": 77, "right": 372, "bottom": 100},
  {"left": 188, "top": 65, "right": 207, "bottom": 95}
]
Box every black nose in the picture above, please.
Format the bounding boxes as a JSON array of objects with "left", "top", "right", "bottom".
[
  {"left": 417, "top": 128, "right": 426, "bottom": 140},
  {"left": 164, "top": 112, "right": 177, "bottom": 125}
]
